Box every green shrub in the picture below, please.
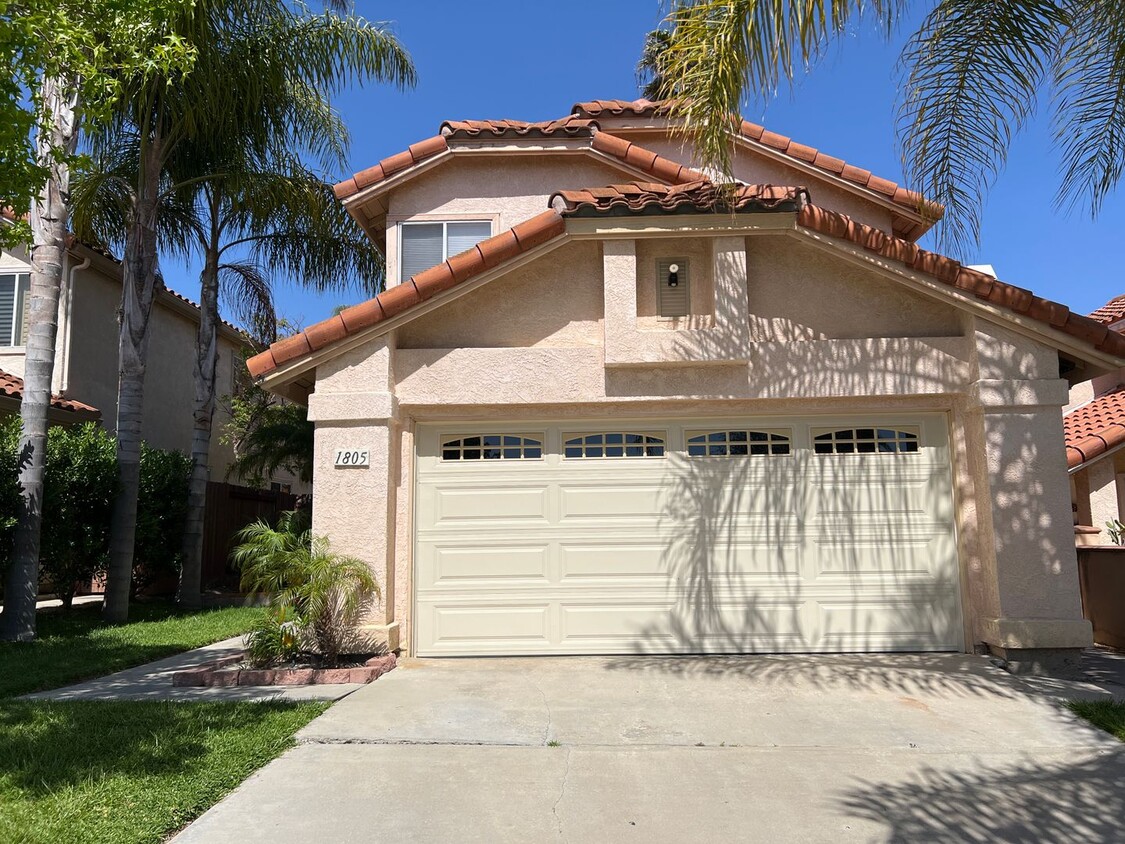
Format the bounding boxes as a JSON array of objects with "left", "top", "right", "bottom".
[
  {"left": 245, "top": 605, "right": 302, "bottom": 667},
  {"left": 0, "top": 417, "right": 191, "bottom": 604},
  {"left": 133, "top": 444, "right": 192, "bottom": 594},
  {"left": 232, "top": 511, "right": 378, "bottom": 666}
]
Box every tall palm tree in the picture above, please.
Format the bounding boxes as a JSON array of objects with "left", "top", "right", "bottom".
[
  {"left": 650, "top": 1, "right": 1124, "bottom": 253},
  {"left": 82, "top": 0, "right": 413, "bottom": 623},
  {"left": 170, "top": 150, "right": 384, "bottom": 609},
  {"left": 0, "top": 2, "right": 196, "bottom": 641}
]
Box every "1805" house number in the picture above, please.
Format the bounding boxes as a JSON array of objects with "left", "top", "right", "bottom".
[{"left": 333, "top": 449, "right": 370, "bottom": 468}]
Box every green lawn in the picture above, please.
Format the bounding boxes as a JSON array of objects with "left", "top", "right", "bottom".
[
  {"left": 1068, "top": 699, "right": 1125, "bottom": 740},
  {"left": 0, "top": 601, "right": 263, "bottom": 698},
  {"left": 0, "top": 699, "right": 326, "bottom": 844}
]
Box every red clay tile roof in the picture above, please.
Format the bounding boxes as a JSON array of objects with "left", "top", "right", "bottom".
[
  {"left": 246, "top": 210, "right": 567, "bottom": 379},
  {"left": 0, "top": 370, "right": 100, "bottom": 417},
  {"left": 333, "top": 135, "right": 449, "bottom": 200},
  {"left": 333, "top": 128, "right": 704, "bottom": 202},
  {"left": 550, "top": 181, "right": 808, "bottom": 216},
  {"left": 440, "top": 117, "right": 597, "bottom": 138},
  {"left": 1089, "top": 295, "right": 1125, "bottom": 326},
  {"left": 248, "top": 185, "right": 1125, "bottom": 382},
  {"left": 796, "top": 204, "right": 1125, "bottom": 360},
  {"left": 1065, "top": 387, "right": 1125, "bottom": 469},
  {"left": 572, "top": 98, "right": 941, "bottom": 230}
]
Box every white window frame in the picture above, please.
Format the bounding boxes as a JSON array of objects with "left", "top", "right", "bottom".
[
  {"left": 810, "top": 425, "right": 921, "bottom": 455},
  {"left": 0, "top": 273, "right": 30, "bottom": 349},
  {"left": 440, "top": 433, "right": 545, "bottom": 462},
  {"left": 685, "top": 429, "right": 792, "bottom": 457},
  {"left": 562, "top": 431, "right": 667, "bottom": 459},
  {"left": 398, "top": 219, "right": 493, "bottom": 284}
]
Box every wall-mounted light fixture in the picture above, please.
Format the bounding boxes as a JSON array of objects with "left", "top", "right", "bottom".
[{"left": 667, "top": 262, "right": 680, "bottom": 287}]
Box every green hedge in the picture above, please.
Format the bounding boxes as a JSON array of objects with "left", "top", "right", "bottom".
[{"left": 0, "top": 417, "right": 191, "bottom": 605}]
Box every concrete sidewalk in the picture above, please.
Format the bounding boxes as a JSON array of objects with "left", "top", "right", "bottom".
[
  {"left": 24, "top": 636, "right": 363, "bottom": 703},
  {"left": 174, "top": 653, "right": 1125, "bottom": 843}
]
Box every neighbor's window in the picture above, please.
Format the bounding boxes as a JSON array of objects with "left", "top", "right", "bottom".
[
  {"left": 442, "top": 434, "right": 543, "bottom": 461},
  {"left": 812, "top": 427, "right": 920, "bottom": 454},
  {"left": 687, "top": 430, "right": 791, "bottom": 457},
  {"left": 400, "top": 221, "right": 492, "bottom": 280},
  {"left": 656, "top": 257, "right": 689, "bottom": 318},
  {"left": 564, "top": 432, "right": 665, "bottom": 458},
  {"left": 0, "top": 273, "right": 30, "bottom": 347}
]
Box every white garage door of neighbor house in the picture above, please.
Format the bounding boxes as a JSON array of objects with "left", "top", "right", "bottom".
[{"left": 413, "top": 415, "right": 963, "bottom": 656}]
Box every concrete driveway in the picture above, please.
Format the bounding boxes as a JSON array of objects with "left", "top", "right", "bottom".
[{"left": 175, "top": 652, "right": 1125, "bottom": 843}]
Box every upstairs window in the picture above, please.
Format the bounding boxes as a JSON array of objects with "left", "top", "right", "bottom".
[
  {"left": 400, "top": 221, "right": 492, "bottom": 280},
  {"left": 0, "top": 273, "right": 30, "bottom": 347},
  {"left": 813, "top": 427, "right": 920, "bottom": 454}
]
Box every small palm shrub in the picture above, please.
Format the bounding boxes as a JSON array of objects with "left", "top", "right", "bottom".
[{"left": 231, "top": 511, "right": 378, "bottom": 666}]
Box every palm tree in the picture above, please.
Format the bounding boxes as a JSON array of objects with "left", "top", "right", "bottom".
[
  {"left": 81, "top": 0, "right": 413, "bottom": 623},
  {"left": 170, "top": 150, "right": 384, "bottom": 609},
  {"left": 650, "top": 1, "right": 1125, "bottom": 253},
  {"left": 227, "top": 398, "right": 315, "bottom": 489},
  {"left": 0, "top": 2, "right": 196, "bottom": 641}
]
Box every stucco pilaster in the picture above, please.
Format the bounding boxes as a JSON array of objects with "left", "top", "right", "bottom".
[
  {"left": 966, "top": 318, "right": 1092, "bottom": 655},
  {"left": 309, "top": 336, "right": 402, "bottom": 650}
]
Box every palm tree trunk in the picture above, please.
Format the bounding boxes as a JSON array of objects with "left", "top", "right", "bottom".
[
  {"left": 0, "top": 74, "right": 79, "bottom": 642},
  {"left": 103, "top": 135, "right": 163, "bottom": 625},
  {"left": 177, "top": 236, "right": 221, "bottom": 610}
]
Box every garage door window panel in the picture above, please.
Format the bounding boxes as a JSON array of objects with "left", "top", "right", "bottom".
[
  {"left": 441, "top": 434, "right": 543, "bottom": 461},
  {"left": 564, "top": 432, "right": 665, "bottom": 458},
  {"left": 812, "top": 427, "right": 920, "bottom": 455},
  {"left": 687, "top": 430, "right": 791, "bottom": 457}
]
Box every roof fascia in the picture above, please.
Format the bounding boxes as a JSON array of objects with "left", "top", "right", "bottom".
[
  {"left": 793, "top": 226, "right": 1125, "bottom": 371},
  {"left": 1069, "top": 437, "right": 1125, "bottom": 475},
  {"left": 566, "top": 212, "right": 796, "bottom": 239},
  {"left": 258, "top": 234, "right": 572, "bottom": 391}
]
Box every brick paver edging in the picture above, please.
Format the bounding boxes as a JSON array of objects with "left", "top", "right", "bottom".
[{"left": 172, "top": 654, "right": 397, "bottom": 687}]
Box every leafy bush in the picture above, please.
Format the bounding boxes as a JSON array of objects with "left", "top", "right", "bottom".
[
  {"left": 0, "top": 417, "right": 191, "bottom": 604},
  {"left": 133, "top": 444, "right": 192, "bottom": 594},
  {"left": 232, "top": 511, "right": 378, "bottom": 666},
  {"left": 245, "top": 605, "right": 302, "bottom": 667}
]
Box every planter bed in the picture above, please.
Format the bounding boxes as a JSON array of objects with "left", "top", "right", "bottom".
[{"left": 173, "top": 653, "right": 396, "bottom": 687}]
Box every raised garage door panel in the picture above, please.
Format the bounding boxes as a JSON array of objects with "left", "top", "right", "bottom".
[{"left": 413, "top": 417, "right": 963, "bottom": 655}]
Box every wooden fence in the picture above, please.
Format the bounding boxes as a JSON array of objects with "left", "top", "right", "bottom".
[{"left": 201, "top": 482, "right": 298, "bottom": 591}]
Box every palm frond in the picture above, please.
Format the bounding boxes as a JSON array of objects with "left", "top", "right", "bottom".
[
  {"left": 897, "top": 0, "right": 1069, "bottom": 252},
  {"left": 659, "top": 0, "right": 903, "bottom": 177},
  {"left": 219, "top": 260, "right": 276, "bottom": 333},
  {"left": 1052, "top": 0, "right": 1125, "bottom": 216}
]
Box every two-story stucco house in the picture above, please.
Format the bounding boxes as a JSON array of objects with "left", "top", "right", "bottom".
[
  {"left": 246, "top": 98, "right": 1125, "bottom": 672},
  {"left": 0, "top": 236, "right": 244, "bottom": 477}
]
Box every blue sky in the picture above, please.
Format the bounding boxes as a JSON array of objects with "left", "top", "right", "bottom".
[{"left": 162, "top": 0, "right": 1125, "bottom": 329}]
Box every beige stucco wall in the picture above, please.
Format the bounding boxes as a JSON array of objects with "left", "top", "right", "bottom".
[{"left": 305, "top": 226, "right": 1091, "bottom": 658}]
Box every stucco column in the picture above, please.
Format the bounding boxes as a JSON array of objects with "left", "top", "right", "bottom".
[
  {"left": 1086, "top": 457, "right": 1121, "bottom": 544},
  {"left": 306, "top": 339, "right": 402, "bottom": 651},
  {"left": 969, "top": 374, "right": 1093, "bottom": 671}
]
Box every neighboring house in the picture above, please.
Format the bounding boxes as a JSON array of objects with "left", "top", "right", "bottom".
[
  {"left": 1065, "top": 295, "right": 1125, "bottom": 542},
  {"left": 0, "top": 237, "right": 244, "bottom": 481},
  {"left": 247, "top": 97, "right": 1125, "bottom": 670},
  {"left": 0, "top": 369, "right": 100, "bottom": 424}
]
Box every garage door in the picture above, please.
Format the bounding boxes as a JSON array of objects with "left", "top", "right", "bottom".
[{"left": 413, "top": 415, "right": 962, "bottom": 656}]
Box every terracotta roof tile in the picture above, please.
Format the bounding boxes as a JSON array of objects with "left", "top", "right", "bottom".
[
  {"left": 0, "top": 370, "right": 100, "bottom": 417},
  {"left": 549, "top": 181, "right": 809, "bottom": 217},
  {"left": 440, "top": 117, "right": 597, "bottom": 138},
  {"left": 570, "top": 98, "right": 941, "bottom": 228},
  {"left": 246, "top": 211, "right": 567, "bottom": 379},
  {"left": 1089, "top": 294, "right": 1125, "bottom": 326},
  {"left": 1065, "top": 387, "right": 1125, "bottom": 468},
  {"left": 333, "top": 135, "right": 449, "bottom": 200},
  {"left": 795, "top": 203, "right": 1125, "bottom": 361}
]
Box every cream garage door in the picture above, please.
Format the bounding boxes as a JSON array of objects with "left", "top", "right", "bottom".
[{"left": 413, "top": 415, "right": 962, "bottom": 656}]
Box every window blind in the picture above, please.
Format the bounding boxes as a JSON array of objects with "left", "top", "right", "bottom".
[
  {"left": 446, "top": 222, "right": 492, "bottom": 257},
  {"left": 400, "top": 223, "right": 444, "bottom": 280}
]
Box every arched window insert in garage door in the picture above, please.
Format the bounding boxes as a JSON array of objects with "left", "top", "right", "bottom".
[
  {"left": 563, "top": 432, "right": 665, "bottom": 458},
  {"left": 441, "top": 435, "right": 544, "bottom": 461},
  {"left": 812, "top": 427, "right": 920, "bottom": 454},
  {"left": 686, "top": 430, "right": 791, "bottom": 457}
]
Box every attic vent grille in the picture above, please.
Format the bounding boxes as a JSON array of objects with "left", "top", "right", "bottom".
[{"left": 657, "top": 257, "right": 689, "bottom": 317}]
